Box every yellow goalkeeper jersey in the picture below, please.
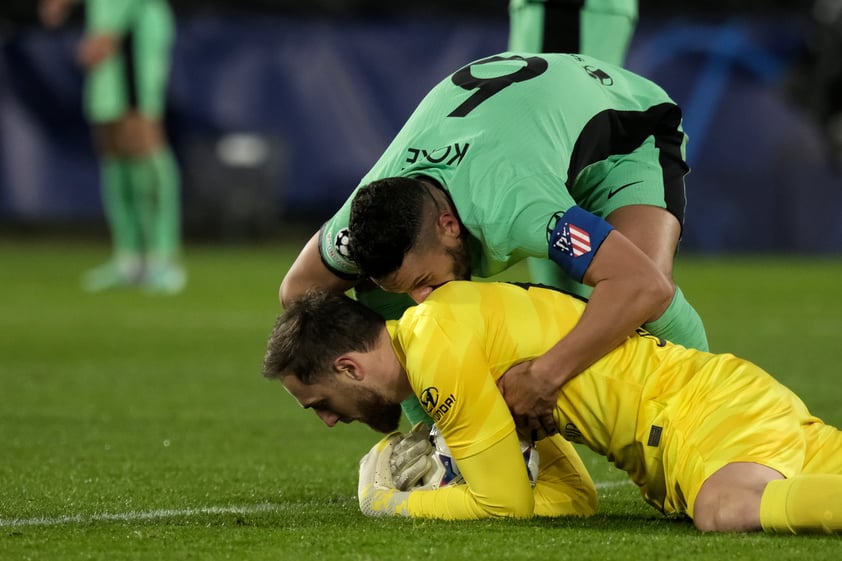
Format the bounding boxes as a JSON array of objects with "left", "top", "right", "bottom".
[{"left": 388, "top": 281, "right": 830, "bottom": 519}]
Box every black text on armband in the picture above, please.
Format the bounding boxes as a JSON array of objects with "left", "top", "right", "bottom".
[{"left": 404, "top": 143, "right": 470, "bottom": 168}]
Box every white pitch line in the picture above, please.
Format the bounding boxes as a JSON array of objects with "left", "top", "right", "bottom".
[
  {"left": 0, "top": 502, "right": 282, "bottom": 528},
  {"left": 2, "top": 481, "right": 634, "bottom": 528},
  {"left": 595, "top": 480, "right": 633, "bottom": 489}
]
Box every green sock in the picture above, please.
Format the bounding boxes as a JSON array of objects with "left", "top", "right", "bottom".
[
  {"left": 644, "top": 286, "right": 709, "bottom": 351},
  {"left": 127, "top": 148, "right": 182, "bottom": 264},
  {"left": 100, "top": 157, "right": 142, "bottom": 267},
  {"left": 149, "top": 147, "right": 182, "bottom": 261}
]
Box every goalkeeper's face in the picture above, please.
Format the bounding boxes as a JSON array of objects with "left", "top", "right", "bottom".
[
  {"left": 283, "top": 375, "right": 403, "bottom": 434},
  {"left": 355, "top": 386, "right": 403, "bottom": 433}
]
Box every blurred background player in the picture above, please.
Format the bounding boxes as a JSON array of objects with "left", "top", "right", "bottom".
[{"left": 40, "top": 0, "right": 185, "bottom": 294}]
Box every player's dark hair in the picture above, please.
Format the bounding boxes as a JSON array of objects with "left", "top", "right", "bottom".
[
  {"left": 349, "top": 177, "right": 430, "bottom": 279},
  {"left": 262, "top": 290, "right": 385, "bottom": 384}
]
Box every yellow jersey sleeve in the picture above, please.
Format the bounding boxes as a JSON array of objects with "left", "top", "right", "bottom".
[
  {"left": 396, "top": 311, "right": 513, "bottom": 459},
  {"left": 362, "top": 432, "right": 598, "bottom": 520},
  {"left": 407, "top": 433, "right": 535, "bottom": 519},
  {"left": 532, "top": 435, "right": 598, "bottom": 517}
]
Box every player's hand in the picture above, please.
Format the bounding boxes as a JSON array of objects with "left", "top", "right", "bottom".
[
  {"left": 389, "top": 422, "right": 434, "bottom": 490},
  {"left": 39, "top": 0, "right": 74, "bottom": 28},
  {"left": 498, "top": 358, "right": 560, "bottom": 441},
  {"left": 77, "top": 34, "right": 119, "bottom": 69}
]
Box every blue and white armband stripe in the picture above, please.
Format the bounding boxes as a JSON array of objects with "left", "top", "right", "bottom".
[{"left": 546, "top": 206, "right": 614, "bottom": 282}]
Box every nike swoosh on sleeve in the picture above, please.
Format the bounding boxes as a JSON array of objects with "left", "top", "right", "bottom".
[{"left": 607, "top": 180, "right": 644, "bottom": 199}]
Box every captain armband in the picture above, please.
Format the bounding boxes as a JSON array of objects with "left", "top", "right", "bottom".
[{"left": 546, "top": 206, "right": 614, "bottom": 283}]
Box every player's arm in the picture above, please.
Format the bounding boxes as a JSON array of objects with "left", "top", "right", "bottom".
[
  {"left": 280, "top": 230, "right": 416, "bottom": 320},
  {"left": 358, "top": 317, "right": 535, "bottom": 519},
  {"left": 500, "top": 207, "right": 673, "bottom": 436},
  {"left": 39, "top": 0, "right": 126, "bottom": 69},
  {"left": 408, "top": 430, "right": 598, "bottom": 518},
  {"left": 408, "top": 430, "right": 535, "bottom": 519},
  {"left": 532, "top": 434, "right": 598, "bottom": 517},
  {"left": 279, "top": 231, "right": 357, "bottom": 307},
  {"left": 76, "top": 0, "right": 142, "bottom": 69},
  {"left": 358, "top": 429, "right": 534, "bottom": 519},
  {"left": 359, "top": 428, "right": 597, "bottom": 519},
  {"left": 546, "top": 223, "right": 674, "bottom": 382},
  {"left": 39, "top": 0, "right": 78, "bottom": 28}
]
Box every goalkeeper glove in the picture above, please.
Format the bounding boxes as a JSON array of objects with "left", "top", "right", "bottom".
[
  {"left": 390, "top": 422, "right": 435, "bottom": 490},
  {"left": 358, "top": 431, "right": 411, "bottom": 517},
  {"left": 392, "top": 422, "right": 466, "bottom": 490}
]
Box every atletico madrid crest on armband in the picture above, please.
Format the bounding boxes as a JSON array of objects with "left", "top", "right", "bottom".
[
  {"left": 552, "top": 221, "right": 592, "bottom": 258},
  {"left": 546, "top": 206, "right": 613, "bottom": 283}
]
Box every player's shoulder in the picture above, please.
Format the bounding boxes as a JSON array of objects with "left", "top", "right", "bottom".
[
  {"left": 427, "top": 280, "right": 487, "bottom": 300},
  {"left": 402, "top": 282, "right": 487, "bottom": 326},
  {"left": 426, "top": 280, "right": 526, "bottom": 306}
]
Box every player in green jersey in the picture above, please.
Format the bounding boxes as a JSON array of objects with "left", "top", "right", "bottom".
[
  {"left": 264, "top": 282, "right": 842, "bottom": 532},
  {"left": 40, "top": 0, "right": 185, "bottom": 294},
  {"left": 279, "top": 52, "right": 708, "bottom": 437}
]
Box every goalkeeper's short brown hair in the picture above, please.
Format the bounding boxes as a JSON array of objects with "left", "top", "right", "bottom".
[{"left": 262, "top": 290, "right": 384, "bottom": 384}]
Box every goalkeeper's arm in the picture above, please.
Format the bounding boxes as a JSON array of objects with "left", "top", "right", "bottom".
[
  {"left": 532, "top": 434, "right": 598, "bottom": 517},
  {"left": 358, "top": 428, "right": 596, "bottom": 520}
]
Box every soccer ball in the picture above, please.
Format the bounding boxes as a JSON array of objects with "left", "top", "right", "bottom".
[
  {"left": 426, "top": 425, "right": 464, "bottom": 488},
  {"left": 424, "top": 425, "right": 539, "bottom": 489}
]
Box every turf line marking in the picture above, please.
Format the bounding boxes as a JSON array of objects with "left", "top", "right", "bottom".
[
  {"left": 2, "top": 481, "right": 634, "bottom": 528},
  {"left": 0, "top": 503, "right": 281, "bottom": 528},
  {"left": 595, "top": 480, "right": 632, "bottom": 490}
]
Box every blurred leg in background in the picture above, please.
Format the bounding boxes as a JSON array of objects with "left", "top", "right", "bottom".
[
  {"left": 508, "top": 0, "right": 637, "bottom": 64},
  {"left": 41, "top": 0, "right": 184, "bottom": 294}
]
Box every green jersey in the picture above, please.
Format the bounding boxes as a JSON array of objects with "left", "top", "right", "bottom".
[{"left": 320, "top": 52, "right": 687, "bottom": 279}]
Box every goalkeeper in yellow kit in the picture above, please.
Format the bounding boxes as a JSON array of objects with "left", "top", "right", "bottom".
[{"left": 263, "top": 281, "right": 842, "bottom": 533}]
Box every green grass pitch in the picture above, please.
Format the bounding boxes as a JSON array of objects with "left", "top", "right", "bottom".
[{"left": 1, "top": 238, "right": 840, "bottom": 560}]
